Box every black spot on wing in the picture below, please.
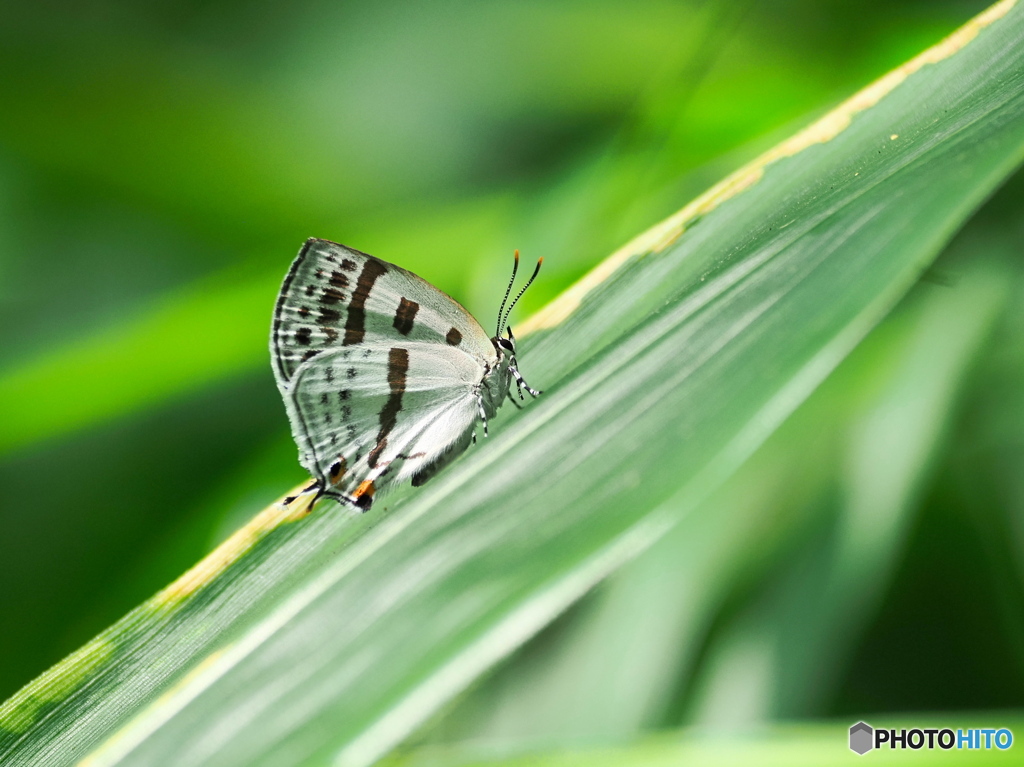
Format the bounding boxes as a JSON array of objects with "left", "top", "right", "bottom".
[
  {"left": 393, "top": 297, "right": 419, "bottom": 336},
  {"left": 321, "top": 287, "right": 345, "bottom": 304},
  {"left": 318, "top": 307, "right": 342, "bottom": 325},
  {"left": 295, "top": 327, "right": 312, "bottom": 345},
  {"left": 343, "top": 259, "right": 388, "bottom": 346},
  {"left": 329, "top": 457, "right": 347, "bottom": 485},
  {"left": 353, "top": 482, "right": 375, "bottom": 510},
  {"left": 446, "top": 327, "right": 462, "bottom": 346}
]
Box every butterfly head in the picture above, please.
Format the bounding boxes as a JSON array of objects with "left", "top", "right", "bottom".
[
  {"left": 491, "top": 251, "right": 544, "bottom": 401},
  {"left": 494, "top": 326, "right": 517, "bottom": 358}
]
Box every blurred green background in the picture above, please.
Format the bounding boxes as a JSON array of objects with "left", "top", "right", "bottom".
[{"left": 0, "top": 0, "right": 1020, "bottom": 753}]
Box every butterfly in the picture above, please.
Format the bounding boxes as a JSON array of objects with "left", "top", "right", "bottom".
[{"left": 271, "top": 238, "right": 542, "bottom": 511}]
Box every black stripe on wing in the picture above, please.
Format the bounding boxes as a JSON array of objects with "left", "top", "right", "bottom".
[{"left": 343, "top": 258, "right": 388, "bottom": 346}]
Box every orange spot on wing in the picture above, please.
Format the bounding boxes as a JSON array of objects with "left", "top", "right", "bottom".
[
  {"left": 352, "top": 479, "right": 376, "bottom": 511},
  {"left": 329, "top": 456, "right": 348, "bottom": 485}
]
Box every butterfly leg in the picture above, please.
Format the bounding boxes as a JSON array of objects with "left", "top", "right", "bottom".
[
  {"left": 283, "top": 478, "right": 323, "bottom": 513},
  {"left": 506, "top": 390, "right": 523, "bottom": 409},
  {"left": 475, "top": 390, "right": 489, "bottom": 437},
  {"left": 510, "top": 364, "right": 541, "bottom": 398},
  {"left": 283, "top": 478, "right": 318, "bottom": 505}
]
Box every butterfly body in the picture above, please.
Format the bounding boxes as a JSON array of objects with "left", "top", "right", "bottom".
[{"left": 271, "top": 238, "right": 539, "bottom": 511}]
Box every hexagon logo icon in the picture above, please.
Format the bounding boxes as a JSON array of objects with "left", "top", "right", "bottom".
[{"left": 850, "top": 721, "right": 874, "bottom": 755}]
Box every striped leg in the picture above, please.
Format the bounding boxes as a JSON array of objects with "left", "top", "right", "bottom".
[
  {"left": 475, "top": 390, "right": 489, "bottom": 436},
  {"left": 282, "top": 478, "right": 323, "bottom": 511},
  {"left": 510, "top": 363, "right": 541, "bottom": 398}
]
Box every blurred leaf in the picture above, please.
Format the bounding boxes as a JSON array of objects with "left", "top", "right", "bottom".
[
  {"left": 384, "top": 716, "right": 1024, "bottom": 767},
  {"left": 2, "top": 2, "right": 1024, "bottom": 766},
  {"left": 769, "top": 250, "right": 1013, "bottom": 717},
  {"left": 0, "top": 2, "right": 709, "bottom": 235},
  {"left": 685, "top": 252, "right": 1013, "bottom": 726}
]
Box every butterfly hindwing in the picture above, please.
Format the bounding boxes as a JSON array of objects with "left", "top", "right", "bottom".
[
  {"left": 285, "top": 341, "right": 485, "bottom": 506},
  {"left": 272, "top": 238, "right": 494, "bottom": 386}
]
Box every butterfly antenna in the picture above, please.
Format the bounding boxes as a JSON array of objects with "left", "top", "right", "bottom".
[
  {"left": 496, "top": 249, "right": 520, "bottom": 337},
  {"left": 501, "top": 257, "right": 543, "bottom": 333}
]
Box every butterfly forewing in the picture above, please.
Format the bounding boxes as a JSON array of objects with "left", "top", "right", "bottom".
[
  {"left": 272, "top": 239, "right": 493, "bottom": 386},
  {"left": 272, "top": 238, "right": 500, "bottom": 508}
]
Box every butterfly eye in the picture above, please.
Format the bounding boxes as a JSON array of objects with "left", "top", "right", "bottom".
[{"left": 497, "top": 337, "right": 514, "bottom": 353}]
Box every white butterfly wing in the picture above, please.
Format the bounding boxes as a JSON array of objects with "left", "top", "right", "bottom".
[
  {"left": 285, "top": 341, "right": 484, "bottom": 507},
  {"left": 271, "top": 238, "right": 499, "bottom": 508},
  {"left": 272, "top": 238, "right": 494, "bottom": 385}
]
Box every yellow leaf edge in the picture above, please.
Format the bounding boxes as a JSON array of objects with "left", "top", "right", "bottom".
[
  {"left": 517, "top": 0, "right": 1018, "bottom": 336},
  {"left": 0, "top": 482, "right": 314, "bottom": 735}
]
